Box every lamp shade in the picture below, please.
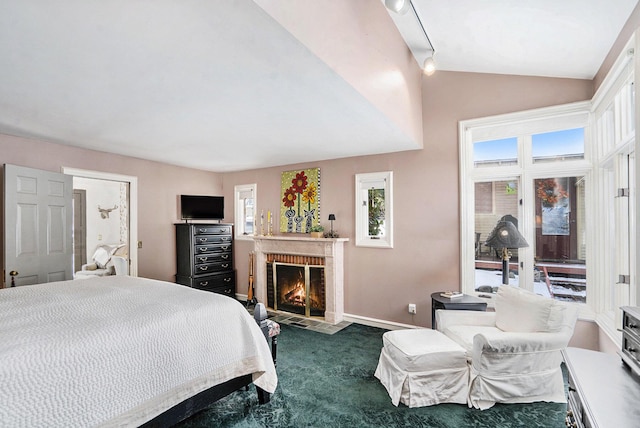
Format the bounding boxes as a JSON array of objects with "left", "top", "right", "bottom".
[
  {"left": 328, "top": 214, "right": 336, "bottom": 221},
  {"left": 485, "top": 220, "right": 528, "bottom": 249}
]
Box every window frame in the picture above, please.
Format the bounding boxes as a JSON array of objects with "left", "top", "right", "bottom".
[
  {"left": 459, "top": 102, "right": 591, "bottom": 312},
  {"left": 355, "top": 171, "right": 394, "bottom": 248}
]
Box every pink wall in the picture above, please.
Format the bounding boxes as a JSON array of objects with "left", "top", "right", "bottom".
[
  {"left": 255, "top": 0, "right": 424, "bottom": 150},
  {"left": 225, "top": 71, "right": 593, "bottom": 327},
  {"left": 0, "top": 134, "right": 222, "bottom": 282},
  {"left": 0, "top": 76, "right": 595, "bottom": 330}
]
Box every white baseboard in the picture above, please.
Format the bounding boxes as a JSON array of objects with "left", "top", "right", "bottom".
[
  {"left": 236, "top": 296, "right": 419, "bottom": 331},
  {"left": 342, "top": 313, "right": 421, "bottom": 331}
]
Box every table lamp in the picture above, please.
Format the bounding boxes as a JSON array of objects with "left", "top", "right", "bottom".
[{"left": 484, "top": 218, "right": 528, "bottom": 286}]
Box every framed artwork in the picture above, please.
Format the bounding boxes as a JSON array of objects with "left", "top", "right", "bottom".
[
  {"left": 280, "top": 168, "right": 320, "bottom": 233},
  {"left": 538, "top": 177, "right": 570, "bottom": 236}
]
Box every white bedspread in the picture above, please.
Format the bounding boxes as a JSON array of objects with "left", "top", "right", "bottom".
[{"left": 0, "top": 276, "right": 277, "bottom": 427}]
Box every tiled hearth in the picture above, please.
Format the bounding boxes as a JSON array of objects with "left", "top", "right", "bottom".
[
  {"left": 268, "top": 312, "right": 351, "bottom": 335},
  {"left": 253, "top": 235, "right": 348, "bottom": 325}
]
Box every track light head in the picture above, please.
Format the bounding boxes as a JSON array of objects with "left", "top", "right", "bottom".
[
  {"left": 423, "top": 55, "right": 436, "bottom": 76},
  {"left": 385, "top": 0, "right": 410, "bottom": 15}
]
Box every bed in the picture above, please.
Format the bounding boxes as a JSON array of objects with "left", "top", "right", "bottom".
[{"left": 0, "top": 275, "right": 277, "bottom": 427}]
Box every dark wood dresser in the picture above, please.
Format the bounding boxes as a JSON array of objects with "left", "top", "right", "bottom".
[
  {"left": 563, "top": 306, "right": 640, "bottom": 427},
  {"left": 175, "top": 223, "right": 235, "bottom": 297}
]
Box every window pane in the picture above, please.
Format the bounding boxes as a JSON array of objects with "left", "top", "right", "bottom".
[
  {"left": 368, "top": 188, "right": 386, "bottom": 238},
  {"left": 532, "top": 128, "right": 584, "bottom": 163},
  {"left": 473, "top": 137, "right": 518, "bottom": 167},
  {"left": 534, "top": 177, "right": 586, "bottom": 303},
  {"left": 474, "top": 180, "right": 520, "bottom": 292},
  {"left": 244, "top": 198, "right": 254, "bottom": 235}
]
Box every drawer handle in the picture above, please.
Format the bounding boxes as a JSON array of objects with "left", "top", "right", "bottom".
[
  {"left": 221, "top": 236, "right": 229, "bottom": 241},
  {"left": 200, "top": 281, "right": 209, "bottom": 287},
  {"left": 628, "top": 347, "right": 636, "bottom": 353},
  {"left": 198, "top": 237, "right": 208, "bottom": 243},
  {"left": 198, "top": 247, "right": 208, "bottom": 252},
  {"left": 199, "top": 266, "right": 209, "bottom": 271},
  {"left": 198, "top": 257, "right": 207, "bottom": 262},
  {"left": 224, "top": 277, "right": 231, "bottom": 282},
  {"left": 221, "top": 263, "right": 229, "bottom": 268},
  {"left": 221, "top": 246, "right": 229, "bottom": 251},
  {"left": 198, "top": 228, "right": 206, "bottom": 233},
  {"left": 224, "top": 288, "right": 231, "bottom": 294},
  {"left": 221, "top": 254, "right": 229, "bottom": 259},
  {"left": 629, "top": 322, "right": 638, "bottom": 329}
]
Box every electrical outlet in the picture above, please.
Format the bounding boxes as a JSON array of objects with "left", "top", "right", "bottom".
[
  {"left": 137, "top": 240, "right": 143, "bottom": 249},
  {"left": 408, "top": 303, "right": 417, "bottom": 314}
]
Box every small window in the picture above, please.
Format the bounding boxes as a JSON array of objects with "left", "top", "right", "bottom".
[
  {"left": 234, "top": 184, "right": 256, "bottom": 240},
  {"left": 355, "top": 171, "right": 393, "bottom": 248},
  {"left": 473, "top": 137, "right": 518, "bottom": 167},
  {"left": 532, "top": 128, "right": 584, "bottom": 163}
]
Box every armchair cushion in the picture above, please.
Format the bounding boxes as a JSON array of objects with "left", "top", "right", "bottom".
[
  {"left": 444, "top": 325, "right": 501, "bottom": 355},
  {"left": 92, "top": 246, "right": 111, "bottom": 269},
  {"left": 494, "top": 285, "right": 566, "bottom": 333}
]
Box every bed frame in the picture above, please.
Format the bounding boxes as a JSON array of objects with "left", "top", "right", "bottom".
[
  {"left": 141, "top": 303, "right": 274, "bottom": 426},
  {"left": 140, "top": 375, "right": 269, "bottom": 427}
]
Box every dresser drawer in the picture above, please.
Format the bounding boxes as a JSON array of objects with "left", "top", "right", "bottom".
[
  {"left": 194, "top": 253, "right": 232, "bottom": 265},
  {"left": 193, "top": 225, "right": 232, "bottom": 235},
  {"left": 623, "top": 310, "right": 640, "bottom": 342},
  {"left": 193, "top": 234, "right": 232, "bottom": 245},
  {"left": 194, "top": 260, "right": 233, "bottom": 274},
  {"left": 194, "top": 243, "right": 232, "bottom": 255},
  {"left": 622, "top": 332, "right": 640, "bottom": 368},
  {"left": 192, "top": 271, "right": 235, "bottom": 292}
]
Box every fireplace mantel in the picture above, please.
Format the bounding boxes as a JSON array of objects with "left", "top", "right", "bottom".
[{"left": 253, "top": 235, "right": 348, "bottom": 324}]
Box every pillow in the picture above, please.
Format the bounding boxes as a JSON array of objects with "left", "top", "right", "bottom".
[
  {"left": 495, "top": 285, "right": 554, "bottom": 332},
  {"left": 92, "top": 246, "right": 111, "bottom": 269}
]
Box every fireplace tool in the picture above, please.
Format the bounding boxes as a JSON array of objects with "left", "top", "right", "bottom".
[{"left": 246, "top": 252, "right": 258, "bottom": 308}]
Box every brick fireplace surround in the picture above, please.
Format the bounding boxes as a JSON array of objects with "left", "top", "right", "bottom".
[{"left": 253, "top": 235, "right": 348, "bottom": 325}]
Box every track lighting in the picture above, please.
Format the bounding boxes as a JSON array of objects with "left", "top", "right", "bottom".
[
  {"left": 385, "top": 0, "right": 410, "bottom": 15},
  {"left": 385, "top": 0, "right": 437, "bottom": 76},
  {"left": 423, "top": 54, "right": 436, "bottom": 76}
]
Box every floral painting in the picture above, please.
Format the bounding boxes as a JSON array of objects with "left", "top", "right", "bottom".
[{"left": 280, "top": 168, "right": 320, "bottom": 233}]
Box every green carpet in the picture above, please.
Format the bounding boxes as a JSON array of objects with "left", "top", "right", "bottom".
[{"left": 176, "top": 323, "right": 566, "bottom": 428}]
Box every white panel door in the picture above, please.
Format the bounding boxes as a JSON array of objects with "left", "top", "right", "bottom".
[{"left": 4, "top": 164, "right": 73, "bottom": 286}]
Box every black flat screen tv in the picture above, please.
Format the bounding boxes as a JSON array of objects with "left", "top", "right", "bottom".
[{"left": 180, "top": 195, "right": 224, "bottom": 220}]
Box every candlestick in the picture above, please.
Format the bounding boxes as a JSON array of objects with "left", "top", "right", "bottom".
[{"left": 260, "top": 209, "right": 265, "bottom": 236}]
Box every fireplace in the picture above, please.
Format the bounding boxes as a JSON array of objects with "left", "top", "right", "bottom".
[
  {"left": 266, "top": 255, "right": 326, "bottom": 317},
  {"left": 253, "top": 235, "right": 347, "bottom": 324}
]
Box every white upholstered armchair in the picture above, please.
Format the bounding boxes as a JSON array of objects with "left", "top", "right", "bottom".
[
  {"left": 436, "top": 285, "right": 578, "bottom": 410},
  {"left": 75, "top": 244, "right": 128, "bottom": 278}
]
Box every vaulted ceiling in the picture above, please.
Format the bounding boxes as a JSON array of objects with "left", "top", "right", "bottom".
[{"left": 0, "top": 1, "right": 637, "bottom": 172}]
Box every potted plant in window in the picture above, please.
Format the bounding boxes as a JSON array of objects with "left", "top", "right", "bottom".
[{"left": 309, "top": 225, "right": 324, "bottom": 238}]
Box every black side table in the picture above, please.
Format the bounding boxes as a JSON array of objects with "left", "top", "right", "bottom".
[{"left": 431, "top": 292, "right": 488, "bottom": 329}]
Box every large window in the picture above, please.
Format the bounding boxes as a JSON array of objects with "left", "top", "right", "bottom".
[
  {"left": 590, "top": 38, "right": 636, "bottom": 339},
  {"left": 460, "top": 103, "right": 591, "bottom": 307},
  {"left": 460, "top": 33, "right": 637, "bottom": 347}
]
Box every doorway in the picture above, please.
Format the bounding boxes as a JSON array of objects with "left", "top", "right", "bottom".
[
  {"left": 72, "top": 189, "right": 87, "bottom": 273},
  {"left": 62, "top": 167, "right": 138, "bottom": 277}
]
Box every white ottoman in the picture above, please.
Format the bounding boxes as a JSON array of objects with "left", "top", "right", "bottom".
[{"left": 374, "top": 328, "right": 469, "bottom": 407}]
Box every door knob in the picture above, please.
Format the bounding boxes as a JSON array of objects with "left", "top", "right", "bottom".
[{"left": 9, "top": 270, "right": 18, "bottom": 287}]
